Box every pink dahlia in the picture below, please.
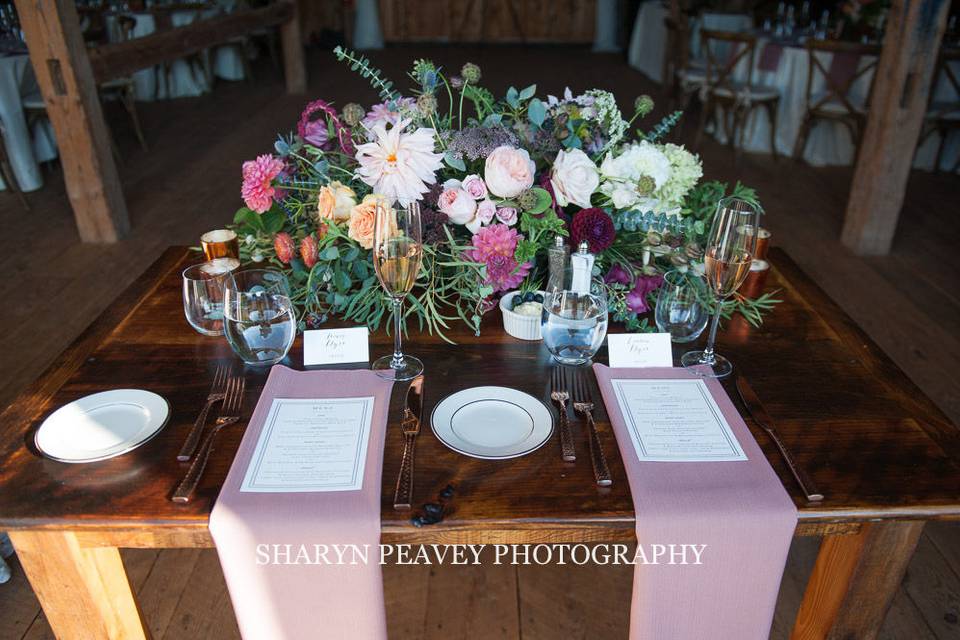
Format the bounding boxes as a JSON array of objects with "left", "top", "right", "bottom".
[
  {"left": 571, "top": 208, "right": 616, "bottom": 253},
  {"left": 466, "top": 224, "right": 532, "bottom": 293},
  {"left": 241, "top": 154, "right": 285, "bottom": 213}
]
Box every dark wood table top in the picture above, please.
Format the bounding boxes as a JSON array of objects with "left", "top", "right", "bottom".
[{"left": 0, "top": 247, "right": 957, "bottom": 543}]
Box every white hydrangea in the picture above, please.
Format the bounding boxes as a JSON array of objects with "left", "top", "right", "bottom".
[
  {"left": 656, "top": 143, "right": 703, "bottom": 210},
  {"left": 599, "top": 141, "right": 672, "bottom": 210}
]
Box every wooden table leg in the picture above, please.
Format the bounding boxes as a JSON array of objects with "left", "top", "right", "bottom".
[
  {"left": 8, "top": 530, "right": 149, "bottom": 640},
  {"left": 791, "top": 520, "right": 924, "bottom": 640}
]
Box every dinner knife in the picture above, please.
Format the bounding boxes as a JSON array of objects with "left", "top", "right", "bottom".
[
  {"left": 736, "top": 377, "right": 824, "bottom": 502},
  {"left": 394, "top": 375, "right": 424, "bottom": 510}
]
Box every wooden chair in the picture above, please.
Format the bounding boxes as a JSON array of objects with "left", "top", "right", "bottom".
[
  {"left": 102, "top": 15, "right": 147, "bottom": 151},
  {"left": 917, "top": 48, "right": 960, "bottom": 172},
  {"left": 663, "top": 13, "right": 707, "bottom": 112},
  {"left": 694, "top": 29, "right": 780, "bottom": 160},
  {"left": 792, "top": 39, "right": 881, "bottom": 163}
]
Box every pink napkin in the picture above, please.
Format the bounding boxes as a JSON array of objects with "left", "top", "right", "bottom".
[
  {"left": 209, "top": 365, "right": 394, "bottom": 640},
  {"left": 592, "top": 365, "right": 797, "bottom": 640},
  {"left": 758, "top": 42, "right": 784, "bottom": 72}
]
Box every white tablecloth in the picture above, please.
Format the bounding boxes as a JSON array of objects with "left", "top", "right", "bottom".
[
  {"left": 0, "top": 54, "right": 57, "bottom": 192},
  {"left": 104, "top": 6, "right": 246, "bottom": 102},
  {"left": 707, "top": 40, "right": 959, "bottom": 169}
]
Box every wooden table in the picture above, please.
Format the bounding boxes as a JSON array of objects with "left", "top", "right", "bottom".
[{"left": 0, "top": 246, "right": 957, "bottom": 639}]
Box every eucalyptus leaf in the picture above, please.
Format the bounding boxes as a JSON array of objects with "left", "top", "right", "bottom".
[
  {"left": 527, "top": 98, "right": 546, "bottom": 127},
  {"left": 519, "top": 84, "right": 537, "bottom": 100},
  {"left": 444, "top": 151, "right": 466, "bottom": 171},
  {"left": 319, "top": 246, "right": 340, "bottom": 261}
]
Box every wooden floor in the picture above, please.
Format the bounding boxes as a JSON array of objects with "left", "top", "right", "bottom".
[{"left": 0, "top": 45, "right": 957, "bottom": 639}]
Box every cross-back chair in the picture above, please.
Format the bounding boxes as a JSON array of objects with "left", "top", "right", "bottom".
[
  {"left": 792, "top": 39, "right": 881, "bottom": 163},
  {"left": 694, "top": 29, "right": 780, "bottom": 159},
  {"left": 918, "top": 47, "right": 960, "bottom": 172}
]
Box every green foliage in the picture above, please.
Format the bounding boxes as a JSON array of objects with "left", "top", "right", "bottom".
[{"left": 333, "top": 46, "right": 398, "bottom": 103}]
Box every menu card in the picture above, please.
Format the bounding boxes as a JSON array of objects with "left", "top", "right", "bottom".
[
  {"left": 240, "top": 397, "right": 375, "bottom": 492},
  {"left": 610, "top": 378, "right": 747, "bottom": 462}
]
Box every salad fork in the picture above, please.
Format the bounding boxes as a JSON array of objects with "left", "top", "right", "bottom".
[
  {"left": 550, "top": 366, "right": 576, "bottom": 462},
  {"left": 572, "top": 369, "right": 613, "bottom": 487},
  {"left": 172, "top": 374, "right": 245, "bottom": 503},
  {"left": 178, "top": 363, "right": 228, "bottom": 461}
]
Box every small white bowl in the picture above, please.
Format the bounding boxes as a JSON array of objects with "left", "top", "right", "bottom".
[{"left": 499, "top": 291, "right": 546, "bottom": 341}]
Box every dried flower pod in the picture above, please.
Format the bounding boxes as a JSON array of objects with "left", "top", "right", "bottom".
[
  {"left": 416, "top": 92, "right": 437, "bottom": 116},
  {"left": 300, "top": 234, "right": 319, "bottom": 268},
  {"left": 461, "top": 62, "right": 482, "bottom": 84},
  {"left": 641, "top": 263, "right": 659, "bottom": 276},
  {"left": 341, "top": 103, "right": 364, "bottom": 127},
  {"left": 553, "top": 126, "right": 570, "bottom": 141},
  {"left": 634, "top": 95, "right": 655, "bottom": 117},
  {"left": 273, "top": 232, "right": 295, "bottom": 264},
  {"left": 685, "top": 242, "right": 703, "bottom": 260},
  {"left": 670, "top": 252, "right": 689, "bottom": 267},
  {"left": 646, "top": 230, "right": 663, "bottom": 246},
  {"left": 518, "top": 189, "right": 539, "bottom": 211}
]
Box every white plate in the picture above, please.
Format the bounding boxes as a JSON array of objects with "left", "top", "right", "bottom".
[
  {"left": 431, "top": 386, "right": 553, "bottom": 459},
  {"left": 35, "top": 389, "right": 170, "bottom": 463}
]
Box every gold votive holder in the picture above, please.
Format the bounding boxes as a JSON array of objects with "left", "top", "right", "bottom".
[
  {"left": 201, "top": 229, "right": 240, "bottom": 260},
  {"left": 741, "top": 259, "right": 770, "bottom": 300}
]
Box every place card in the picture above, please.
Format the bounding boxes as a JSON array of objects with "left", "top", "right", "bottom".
[
  {"left": 607, "top": 333, "right": 673, "bottom": 368},
  {"left": 303, "top": 327, "right": 369, "bottom": 366},
  {"left": 610, "top": 378, "right": 747, "bottom": 462},
  {"left": 240, "top": 397, "right": 375, "bottom": 492}
]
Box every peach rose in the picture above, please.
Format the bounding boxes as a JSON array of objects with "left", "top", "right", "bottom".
[
  {"left": 316, "top": 181, "right": 356, "bottom": 222},
  {"left": 348, "top": 194, "right": 393, "bottom": 250},
  {"left": 484, "top": 145, "right": 535, "bottom": 198}
]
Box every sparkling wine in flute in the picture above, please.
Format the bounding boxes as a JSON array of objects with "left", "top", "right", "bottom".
[
  {"left": 704, "top": 247, "right": 753, "bottom": 298},
  {"left": 374, "top": 237, "right": 422, "bottom": 297}
]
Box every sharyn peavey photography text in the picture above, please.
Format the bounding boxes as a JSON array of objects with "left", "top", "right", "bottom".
[{"left": 254, "top": 543, "right": 707, "bottom": 567}]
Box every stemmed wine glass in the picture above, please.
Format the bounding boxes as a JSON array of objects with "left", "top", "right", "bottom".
[
  {"left": 372, "top": 201, "right": 424, "bottom": 381},
  {"left": 681, "top": 197, "right": 761, "bottom": 378}
]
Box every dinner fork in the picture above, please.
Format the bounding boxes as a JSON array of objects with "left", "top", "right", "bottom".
[
  {"left": 571, "top": 369, "right": 613, "bottom": 487},
  {"left": 550, "top": 367, "right": 576, "bottom": 462},
  {"left": 177, "top": 363, "right": 229, "bottom": 461},
  {"left": 172, "top": 374, "right": 245, "bottom": 503}
]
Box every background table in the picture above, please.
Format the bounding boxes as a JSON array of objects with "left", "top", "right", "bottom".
[{"left": 0, "top": 246, "right": 957, "bottom": 639}]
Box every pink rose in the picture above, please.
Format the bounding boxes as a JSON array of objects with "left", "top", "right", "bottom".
[
  {"left": 461, "top": 174, "right": 488, "bottom": 200},
  {"left": 496, "top": 206, "right": 518, "bottom": 226},
  {"left": 477, "top": 199, "right": 497, "bottom": 224},
  {"left": 484, "top": 145, "right": 535, "bottom": 198},
  {"left": 438, "top": 179, "right": 479, "bottom": 228}
]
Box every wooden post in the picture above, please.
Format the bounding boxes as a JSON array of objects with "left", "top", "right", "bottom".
[
  {"left": 791, "top": 521, "right": 924, "bottom": 640},
  {"left": 9, "top": 531, "right": 149, "bottom": 640},
  {"left": 841, "top": 0, "right": 950, "bottom": 255},
  {"left": 14, "top": 0, "right": 129, "bottom": 243},
  {"left": 280, "top": 1, "right": 307, "bottom": 94}
]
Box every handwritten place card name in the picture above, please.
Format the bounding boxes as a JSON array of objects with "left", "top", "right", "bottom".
[
  {"left": 608, "top": 333, "right": 673, "bottom": 368},
  {"left": 304, "top": 327, "right": 370, "bottom": 366}
]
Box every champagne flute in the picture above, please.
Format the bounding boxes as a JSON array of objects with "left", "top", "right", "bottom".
[
  {"left": 371, "top": 201, "right": 424, "bottom": 381},
  {"left": 681, "top": 197, "right": 761, "bottom": 378}
]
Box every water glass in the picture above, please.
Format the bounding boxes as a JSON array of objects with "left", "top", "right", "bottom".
[
  {"left": 223, "top": 269, "right": 296, "bottom": 367},
  {"left": 182, "top": 258, "right": 239, "bottom": 336},
  {"left": 655, "top": 270, "right": 710, "bottom": 343},
  {"left": 541, "top": 281, "right": 609, "bottom": 365}
]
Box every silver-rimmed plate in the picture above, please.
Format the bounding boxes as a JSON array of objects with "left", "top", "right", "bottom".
[
  {"left": 35, "top": 389, "right": 170, "bottom": 463},
  {"left": 431, "top": 386, "right": 553, "bottom": 459}
]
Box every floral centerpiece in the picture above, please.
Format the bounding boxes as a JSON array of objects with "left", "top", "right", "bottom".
[{"left": 230, "top": 48, "right": 777, "bottom": 339}]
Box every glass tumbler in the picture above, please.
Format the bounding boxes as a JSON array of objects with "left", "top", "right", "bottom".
[
  {"left": 182, "top": 258, "right": 239, "bottom": 336},
  {"left": 655, "top": 270, "right": 710, "bottom": 343},
  {"left": 223, "top": 269, "right": 296, "bottom": 367},
  {"left": 541, "top": 280, "right": 609, "bottom": 365}
]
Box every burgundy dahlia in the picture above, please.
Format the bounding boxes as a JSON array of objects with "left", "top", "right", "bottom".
[{"left": 571, "top": 208, "right": 616, "bottom": 253}]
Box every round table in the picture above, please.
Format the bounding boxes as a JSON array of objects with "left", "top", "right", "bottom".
[{"left": 0, "top": 54, "right": 58, "bottom": 192}]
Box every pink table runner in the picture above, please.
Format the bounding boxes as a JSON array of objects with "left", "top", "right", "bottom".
[
  {"left": 209, "top": 365, "right": 394, "bottom": 639},
  {"left": 592, "top": 364, "right": 797, "bottom": 640}
]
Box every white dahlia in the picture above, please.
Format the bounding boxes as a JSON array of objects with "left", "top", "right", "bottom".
[{"left": 354, "top": 118, "right": 443, "bottom": 207}]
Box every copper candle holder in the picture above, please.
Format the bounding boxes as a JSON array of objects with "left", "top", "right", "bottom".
[
  {"left": 740, "top": 259, "right": 769, "bottom": 300},
  {"left": 755, "top": 227, "right": 771, "bottom": 261},
  {"left": 201, "top": 229, "right": 240, "bottom": 261}
]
